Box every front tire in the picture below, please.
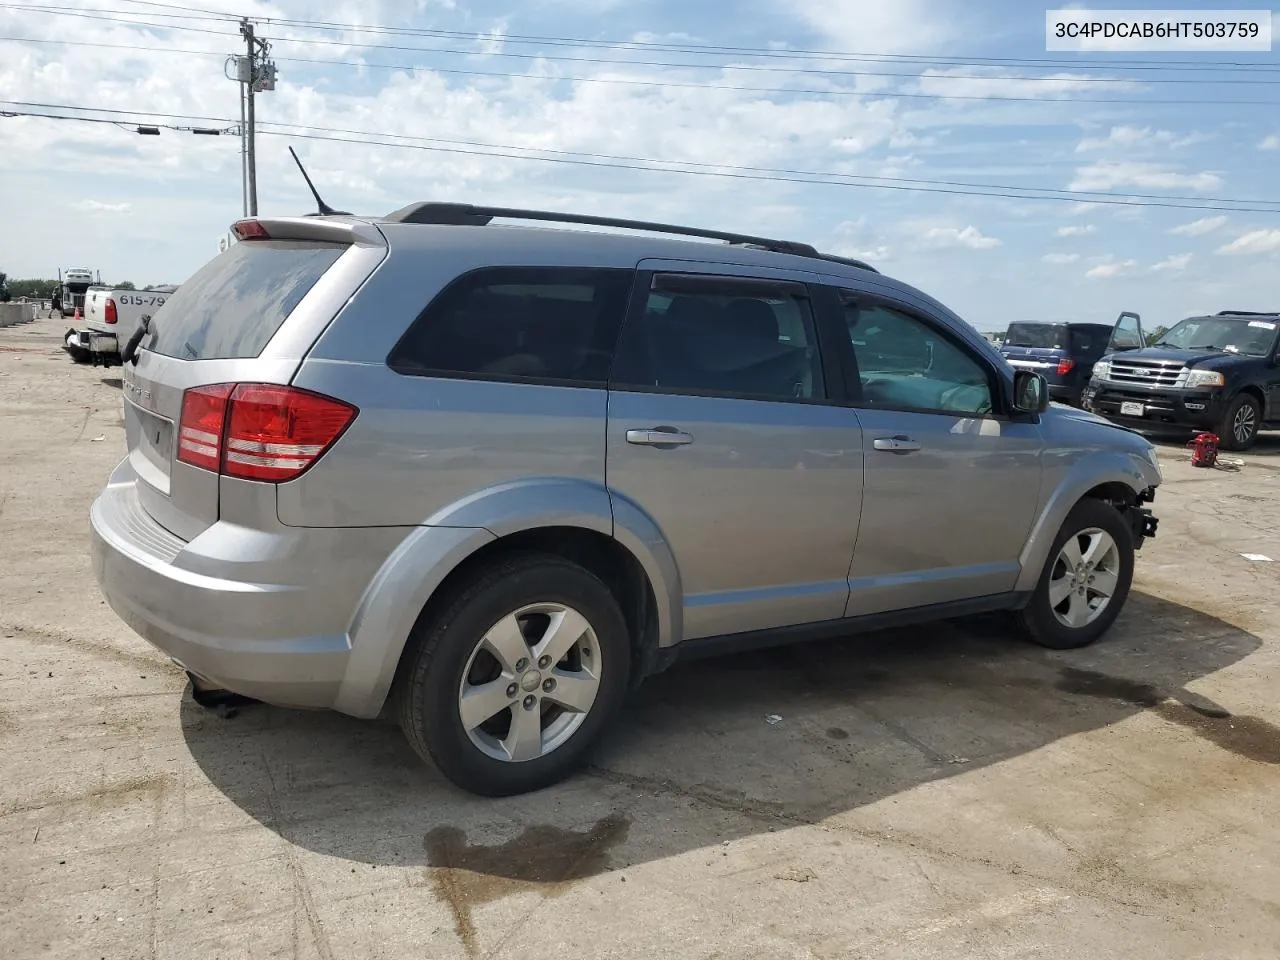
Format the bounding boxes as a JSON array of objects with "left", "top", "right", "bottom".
[
  {"left": 1217, "top": 394, "right": 1260, "bottom": 452},
  {"left": 397, "top": 554, "right": 630, "bottom": 796},
  {"left": 1016, "top": 498, "right": 1134, "bottom": 650}
]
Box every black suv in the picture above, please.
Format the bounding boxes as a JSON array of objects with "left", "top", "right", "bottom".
[
  {"left": 1083, "top": 311, "right": 1280, "bottom": 450},
  {"left": 999, "top": 320, "right": 1116, "bottom": 407}
]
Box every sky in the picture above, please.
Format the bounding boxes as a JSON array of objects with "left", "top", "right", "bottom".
[{"left": 1, "top": 0, "right": 1278, "bottom": 332}]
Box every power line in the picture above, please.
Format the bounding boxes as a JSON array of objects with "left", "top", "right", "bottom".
[
  {"left": 254, "top": 34, "right": 1280, "bottom": 86},
  {"left": 0, "top": 100, "right": 237, "bottom": 124},
  {"left": 257, "top": 127, "right": 1280, "bottom": 213},
  {"left": 5, "top": 2, "right": 1279, "bottom": 73},
  {"left": 4, "top": 34, "right": 1278, "bottom": 107},
  {"left": 9, "top": 100, "right": 1278, "bottom": 213},
  {"left": 211, "top": 11, "right": 1280, "bottom": 72},
  {"left": 256, "top": 117, "right": 1280, "bottom": 207},
  {"left": 0, "top": 107, "right": 232, "bottom": 133},
  {"left": 0, "top": 3, "right": 237, "bottom": 35}
]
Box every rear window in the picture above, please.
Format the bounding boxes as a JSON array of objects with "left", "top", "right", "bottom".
[
  {"left": 1005, "top": 323, "right": 1066, "bottom": 349},
  {"left": 144, "top": 240, "right": 346, "bottom": 360}
]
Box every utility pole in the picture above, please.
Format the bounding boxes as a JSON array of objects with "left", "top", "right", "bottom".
[
  {"left": 241, "top": 19, "right": 258, "bottom": 216},
  {"left": 233, "top": 19, "right": 276, "bottom": 218}
]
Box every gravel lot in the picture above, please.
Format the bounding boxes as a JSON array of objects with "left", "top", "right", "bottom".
[{"left": 3, "top": 314, "right": 1279, "bottom": 960}]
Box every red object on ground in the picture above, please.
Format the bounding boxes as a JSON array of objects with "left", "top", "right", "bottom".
[{"left": 1188, "top": 432, "right": 1218, "bottom": 468}]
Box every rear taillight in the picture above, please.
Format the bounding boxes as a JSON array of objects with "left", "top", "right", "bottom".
[
  {"left": 104, "top": 298, "right": 118, "bottom": 324},
  {"left": 1057, "top": 358, "right": 1075, "bottom": 376},
  {"left": 176, "top": 383, "right": 356, "bottom": 483},
  {"left": 177, "top": 384, "right": 234, "bottom": 472}
]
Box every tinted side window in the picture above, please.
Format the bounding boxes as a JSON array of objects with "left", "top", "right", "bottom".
[
  {"left": 1069, "top": 327, "right": 1110, "bottom": 356},
  {"left": 146, "top": 240, "right": 346, "bottom": 360},
  {"left": 610, "top": 276, "right": 825, "bottom": 401},
  {"left": 388, "top": 267, "right": 633, "bottom": 384},
  {"left": 844, "top": 299, "right": 994, "bottom": 415}
]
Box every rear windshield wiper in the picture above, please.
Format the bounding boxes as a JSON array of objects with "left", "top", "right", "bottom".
[{"left": 121, "top": 314, "right": 152, "bottom": 365}]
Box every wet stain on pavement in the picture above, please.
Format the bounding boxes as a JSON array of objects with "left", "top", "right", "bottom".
[
  {"left": 826, "top": 727, "right": 850, "bottom": 741},
  {"left": 1153, "top": 705, "right": 1280, "bottom": 765},
  {"left": 424, "top": 812, "right": 631, "bottom": 956},
  {"left": 1055, "top": 667, "right": 1163, "bottom": 708},
  {"left": 1056, "top": 667, "right": 1280, "bottom": 765}
]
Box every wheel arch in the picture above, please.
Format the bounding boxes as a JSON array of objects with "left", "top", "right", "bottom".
[
  {"left": 332, "top": 478, "right": 681, "bottom": 719},
  {"left": 1014, "top": 451, "right": 1157, "bottom": 594}
]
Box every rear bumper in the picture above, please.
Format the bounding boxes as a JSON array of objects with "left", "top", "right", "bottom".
[
  {"left": 1082, "top": 382, "right": 1226, "bottom": 432},
  {"left": 90, "top": 467, "right": 408, "bottom": 713}
]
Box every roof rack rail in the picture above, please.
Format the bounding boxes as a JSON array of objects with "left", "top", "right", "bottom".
[
  {"left": 380, "top": 202, "right": 878, "bottom": 273},
  {"left": 1215, "top": 310, "right": 1277, "bottom": 316}
]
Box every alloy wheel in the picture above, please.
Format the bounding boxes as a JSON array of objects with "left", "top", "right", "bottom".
[
  {"left": 1047, "top": 527, "right": 1121, "bottom": 629},
  {"left": 457, "top": 602, "right": 601, "bottom": 763}
]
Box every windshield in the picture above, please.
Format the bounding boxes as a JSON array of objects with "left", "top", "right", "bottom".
[
  {"left": 1153, "top": 316, "right": 1278, "bottom": 357},
  {"left": 1004, "top": 323, "right": 1066, "bottom": 349}
]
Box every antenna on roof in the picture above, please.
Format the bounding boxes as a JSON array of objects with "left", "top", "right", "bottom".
[{"left": 288, "top": 146, "right": 351, "bottom": 217}]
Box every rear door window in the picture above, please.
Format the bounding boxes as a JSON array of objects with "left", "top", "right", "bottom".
[
  {"left": 144, "top": 241, "right": 346, "bottom": 360},
  {"left": 610, "top": 275, "right": 825, "bottom": 401},
  {"left": 388, "top": 267, "right": 633, "bottom": 385}
]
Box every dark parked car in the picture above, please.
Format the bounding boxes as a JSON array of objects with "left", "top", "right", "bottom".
[
  {"left": 1083, "top": 310, "right": 1280, "bottom": 451},
  {"left": 999, "top": 319, "right": 1119, "bottom": 406}
]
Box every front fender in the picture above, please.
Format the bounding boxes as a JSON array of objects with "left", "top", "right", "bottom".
[
  {"left": 1014, "top": 448, "right": 1160, "bottom": 594},
  {"left": 332, "top": 477, "right": 683, "bottom": 718}
]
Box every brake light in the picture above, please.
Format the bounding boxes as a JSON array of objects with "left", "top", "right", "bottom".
[
  {"left": 1057, "top": 358, "right": 1075, "bottom": 376},
  {"left": 104, "top": 298, "right": 118, "bottom": 325},
  {"left": 176, "top": 383, "right": 356, "bottom": 482},
  {"left": 232, "top": 219, "right": 271, "bottom": 241},
  {"left": 177, "top": 384, "right": 234, "bottom": 472}
]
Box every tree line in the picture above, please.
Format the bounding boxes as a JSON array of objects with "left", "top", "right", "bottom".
[{"left": 2, "top": 276, "right": 141, "bottom": 300}]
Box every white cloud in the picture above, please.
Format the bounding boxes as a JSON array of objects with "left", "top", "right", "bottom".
[
  {"left": 1150, "top": 253, "right": 1192, "bottom": 272},
  {"left": 841, "top": 245, "right": 893, "bottom": 262},
  {"left": 1042, "top": 253, "right": 1080, "bottom": 265},
  {"left": 1168, "top": 216, "right": 1227, "bottom": 237},
  {"left": 1055, "top": 224, "right": 1094, "bottom": 237},
  {"left": 914, "top": 69, "right": 1138, "bottom": 101},
  {"left": 1261, "top": 134, "right": 1280, "bottom": 151},
  {"left": 1069, "top": 162, "right": 1224, "bottom": 194},
  {"left": 788, "top": 0, "right": 954, "bottom": 54},
  {"left": 1086, "top": 259, "right": 1137, "bottom": 278},
  {"left": 921, "top": 225, "right": 1001, "bottom": 250},
  {"left": 1075, "top": 126, "right": 1206, "bottom": 153},
  {"left": 1216, "top": 230, "right": 1280, "bottom": 256},
  {"left": 83, "top": 200, "right": 132, "bottom": 214}
]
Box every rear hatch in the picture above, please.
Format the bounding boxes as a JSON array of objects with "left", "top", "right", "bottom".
[
  {"left": 121, "top": 219, "right": 386, "bottom": 541},
  {"left": 1001, "top": 322, "right": 1069, "bottom": 384}
]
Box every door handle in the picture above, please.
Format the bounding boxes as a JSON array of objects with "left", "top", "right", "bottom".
[
  {"left": 626, "top": 427, "right": 694, "bottom": 447},
  {"left": 872, "top": 436, "right": 921, "bottom": 453}
]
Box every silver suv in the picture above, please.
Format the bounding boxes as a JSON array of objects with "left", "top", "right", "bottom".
[{"left": 91, "top": 204, "right": 1161, "bottom": 796}]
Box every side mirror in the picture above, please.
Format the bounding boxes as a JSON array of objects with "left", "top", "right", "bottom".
[{"left": 1012, "top": 370, "right": 1049, "bottom": 414}]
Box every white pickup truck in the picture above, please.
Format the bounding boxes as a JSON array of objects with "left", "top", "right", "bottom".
[{"left": 67, "top": 286, "right": 177, "bottom": 364}]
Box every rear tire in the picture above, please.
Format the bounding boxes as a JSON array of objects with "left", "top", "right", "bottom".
[
  {"left": 1016, "top": 498, "right": 1134, "bottom": 650},
  {"left": 1217, "top": 394, "right": 1260, "bottom": 452},
  {"left": 397, "top": 553, "right": 630, "bottom": 796}
]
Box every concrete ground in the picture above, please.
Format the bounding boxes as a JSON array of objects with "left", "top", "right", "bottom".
[{"left": 2, "top": 314, "right": 1278, "bottom": 960}]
